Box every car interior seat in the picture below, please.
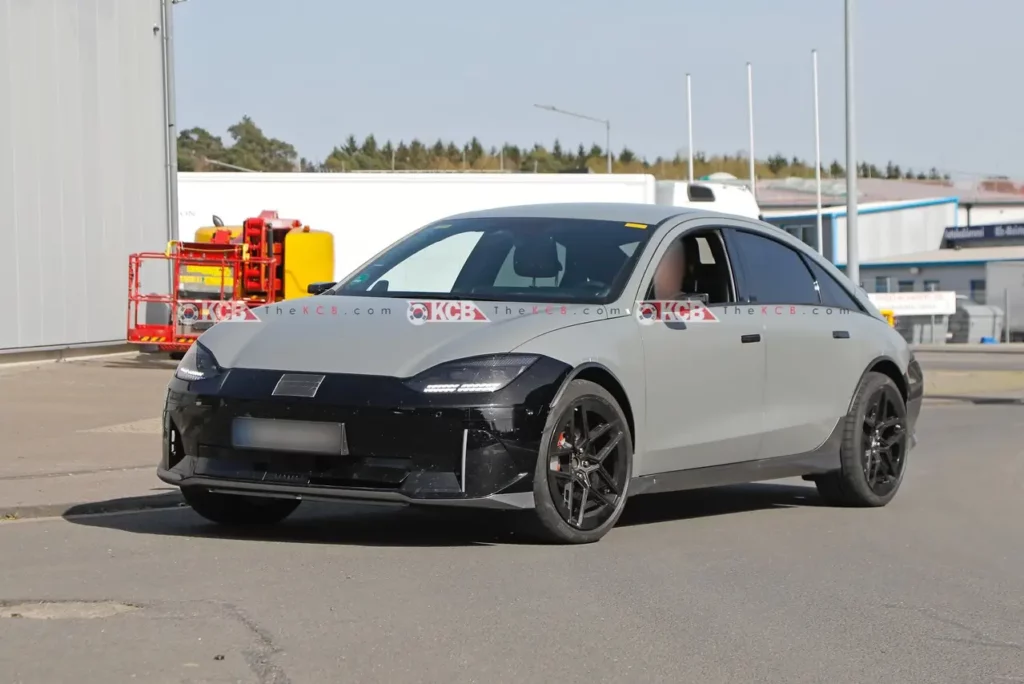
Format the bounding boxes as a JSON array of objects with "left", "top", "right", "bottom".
[
  {"left": 560, "top": 238, "right": 626, "bottom": 291},
  {"left": 513, "top": 234, "right": 563, "bottom": 285}
]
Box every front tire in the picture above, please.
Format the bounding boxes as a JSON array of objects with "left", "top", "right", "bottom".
[
  {"left": 816, "top": 371, "right": 910, "bottom": 507},
  {"left": 181, "top": 487, "right": 301, "bottom": 526},
  {"left": 531, "top": 379, "right": 633, "bottom": 544}
]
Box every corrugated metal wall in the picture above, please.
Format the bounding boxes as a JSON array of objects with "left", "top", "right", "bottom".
[
  {"left": 833, "top": 202, "right": 956, "bottom": 265},
  {"left": 0, "top": 0, "right": 170, "bottom": 352}
]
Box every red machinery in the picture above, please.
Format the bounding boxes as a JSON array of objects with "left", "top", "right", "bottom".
[{"left": 126, "top": 211, "right": 314, "bottom": 355}]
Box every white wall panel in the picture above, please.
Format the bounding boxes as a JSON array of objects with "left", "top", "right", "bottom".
[{"left": 0, "top": 0, "right": 170, "bottom": 351}]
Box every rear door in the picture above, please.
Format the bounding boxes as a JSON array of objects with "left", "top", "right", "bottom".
[{"left": 722, "top": 228, "right": 839, "bottom": 459}]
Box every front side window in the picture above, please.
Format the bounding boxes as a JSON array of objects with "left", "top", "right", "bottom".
[
  {"left": 728, "top": 230, "right": 819, "bottom": 305},
  {"left": 646, "top": 229, "right": 736, "bottom": 304},
  {"left": 331, "top": 217, "right": 655, "bottom": 304}
]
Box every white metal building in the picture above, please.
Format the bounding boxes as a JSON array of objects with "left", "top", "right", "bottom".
[
  {"left": 959, "top": 203, "right": 1024, "bottom": 227},
  {"left": 761, "top": 198, "right": 959, "bottom": 267},
  {"left": 851, "top": 246, "right": 1024, "bottom": 298},
  {"left": 0, "top": 0, "right": 174, "bottom": 354}
]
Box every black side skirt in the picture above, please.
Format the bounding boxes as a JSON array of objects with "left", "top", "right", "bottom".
[{"left": 628, "top": 418, "right": 844, "bottom": 498}]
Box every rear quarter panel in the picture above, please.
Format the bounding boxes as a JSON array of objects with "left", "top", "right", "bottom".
[{"left": 840, "top": 310, "right": 912, "bottom": 404}]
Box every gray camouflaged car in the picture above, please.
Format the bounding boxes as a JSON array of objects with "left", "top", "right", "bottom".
[{"left": 160, "top": 202, "right": 923, "bottom": 544}]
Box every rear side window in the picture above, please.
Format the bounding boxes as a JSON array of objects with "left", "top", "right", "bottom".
[
  {"left": 804, "top": 258, "right": 862, "bottom": 311},
  {"left": 728, "top": 230, "right": 819, "bottom": 305}
]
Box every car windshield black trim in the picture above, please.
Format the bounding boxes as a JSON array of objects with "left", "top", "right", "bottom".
[{"left": 325, "top": 216, "right": 661, "bottom": 305}]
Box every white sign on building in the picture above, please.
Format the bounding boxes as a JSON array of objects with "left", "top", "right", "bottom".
[{"left": 867, "top": 291, "right": 957, "bottom": 316}]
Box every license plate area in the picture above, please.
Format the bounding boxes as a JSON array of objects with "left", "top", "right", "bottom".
[{"left": 231, "top": 417, "right": 348, "bottom": 455}]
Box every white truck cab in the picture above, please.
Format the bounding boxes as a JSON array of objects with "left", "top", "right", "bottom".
[{"left": 655, "top": 180, "right": 761, "bottom": 219}]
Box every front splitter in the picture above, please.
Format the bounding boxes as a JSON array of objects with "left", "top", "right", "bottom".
[{"left": 158, "top": 470, "right": 536, "bottom": 511}]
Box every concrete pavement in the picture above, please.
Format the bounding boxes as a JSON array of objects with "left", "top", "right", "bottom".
[
  {"left": 915, "top": 350, "right": 1024, "bottom": 372},
  {"left": 0, "top": 355, "right": 182, "bottom": 519}
]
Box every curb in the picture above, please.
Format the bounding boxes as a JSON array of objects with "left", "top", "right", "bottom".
[
  {"left": 922, "top": 395, "right": 1024, "bottom": 406},
  {"left": 0, "top": 492, "right": 186, "bottom": 522},
  {"left": 911, "top": 345, "right": 1024, "bottom": 354},
  {"left": 0, "top": 344, "right": 138, "bottom": 367}
]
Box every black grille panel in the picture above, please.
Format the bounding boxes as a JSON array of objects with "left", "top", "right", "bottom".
[{"left": 196, "top": 447, "right": 411, "bottom": 489}]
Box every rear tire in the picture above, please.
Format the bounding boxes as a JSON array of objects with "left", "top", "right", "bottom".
[
  {"left": 530, "top": 379, "right": 633, "bottom": 544},
  {"left": 181, "top": 487, "right": 301, "bottom": 526},
  {"left": 816, "top": 371, "right": 910, "bottom": 507}
]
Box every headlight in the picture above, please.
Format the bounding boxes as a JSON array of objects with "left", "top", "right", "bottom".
[
  {"left": 404, "top": 354, "right": 538, "bottom": 394},
  {"left": 174, "top": 342, "right": 223, "bottom": 381}
]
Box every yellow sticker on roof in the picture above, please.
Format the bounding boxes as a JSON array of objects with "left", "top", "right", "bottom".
[{"left": 624, "top": 222, "right": 648, "bottom": 229}]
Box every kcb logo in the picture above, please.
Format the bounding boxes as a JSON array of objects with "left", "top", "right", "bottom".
[{"left": 407, "top": 301, "right": 489, "bottom": 325}]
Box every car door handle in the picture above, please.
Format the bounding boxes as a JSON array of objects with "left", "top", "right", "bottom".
[
  {"left": 741, "top": 334, "right": 761, "bottom": 343},
  {"left": 832, "top": 330, "right": 850, "bottom": 339}
]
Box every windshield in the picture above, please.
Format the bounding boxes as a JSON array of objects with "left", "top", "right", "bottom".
[{"left": 329, "top": 216, "right": 656, "bottom": 304}]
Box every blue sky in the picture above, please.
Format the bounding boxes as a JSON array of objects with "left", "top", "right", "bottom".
[{"left": 173, "top": 0, "right": 1023, "bottom": 178}]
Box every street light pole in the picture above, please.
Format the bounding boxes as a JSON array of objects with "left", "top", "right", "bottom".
[
  {"left": 844, "top": 0, "right": 860, "bottom": 284},
  {"left": 533, "top": 104, "right": 613, "bottom": 173},
  {"left": 605, "top": 119, "right": 612, "bottom": 173},
  {"left": 746, "top": 62, "right": 757, "bottom": 203},
  {"left": 812, "top": 49, "right": 824, "bottom": 256},
  {"left": 686, "top": 73, "right": 694, "bottom": 182}
]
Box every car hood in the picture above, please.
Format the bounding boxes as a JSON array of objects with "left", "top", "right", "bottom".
[{"left": 196, "top": 296, "right": 614, "bottom": 377}]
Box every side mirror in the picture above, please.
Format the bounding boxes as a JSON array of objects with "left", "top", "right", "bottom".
[{"left": 307, "top": 281, "right": 336, "bottom": 295}]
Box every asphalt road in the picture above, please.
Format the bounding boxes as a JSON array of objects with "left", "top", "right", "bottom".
[{"left": 1, "top": 401, "right": 1022, "bottom": 683}]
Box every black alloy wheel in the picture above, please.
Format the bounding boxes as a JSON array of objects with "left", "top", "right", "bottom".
[
  {"left": 861, "top": 383, "right": 908, "bottom": 496},
  {"left": 531, "top": 379, "right": 632, "bottom": 544},
  {"left": 815, "top": 371, "right": 910, "bottom": 507}
]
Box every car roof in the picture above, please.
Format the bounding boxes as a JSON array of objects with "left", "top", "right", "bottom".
[{"left": 440, "top": 202, "right": 706, "bottom": 225}]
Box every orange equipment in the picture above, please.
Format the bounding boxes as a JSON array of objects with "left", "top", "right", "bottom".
[{"left": 127, "top": 210, "right": 334, "bottom": 355}]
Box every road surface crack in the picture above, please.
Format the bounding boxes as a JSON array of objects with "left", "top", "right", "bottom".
[
  {"left": 215, "top": 601, "right": 292, "bottom": 684},
  {"left": 885, "top": 603, "right": 1023, "bottom": 652}
]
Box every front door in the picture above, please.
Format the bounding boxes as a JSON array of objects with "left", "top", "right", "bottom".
[{"left": 636, "top": 221, "right": 767, "bottom": 476}]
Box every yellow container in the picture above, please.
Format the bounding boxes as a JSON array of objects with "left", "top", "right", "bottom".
[
  {"left": 282, "top": 227, "right": 334, "bottom": 300},
  {"left": 193, "top": 225, "right": 243, "bottom": 243}
]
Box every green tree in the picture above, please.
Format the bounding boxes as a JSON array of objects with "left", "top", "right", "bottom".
[
  {"left": 176, "top": 127, "right": 227, "bottom": 171},
  {"left": 767, "top": 154, "right": 788, "bottom": 175},
  {"left": 218, "top": 116, "right": 298, "bottom": 172},
  {"left": 182, "top": 115, "right": 941, "bottom": 182}
]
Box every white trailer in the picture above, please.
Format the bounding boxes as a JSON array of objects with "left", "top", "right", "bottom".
[
  {"left": 655, "top": 181, "right": 761, "bottom": 219},
  {"left": 176, "top": 172, "right": 657, "bottom": 281}
]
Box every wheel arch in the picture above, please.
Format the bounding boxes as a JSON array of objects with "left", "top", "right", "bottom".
[
  {"left": 549, "top": 362, "right": 636, "bottom": 449},
  {"left": 850, "top": 356, "right": 909, "bottom": 411}
]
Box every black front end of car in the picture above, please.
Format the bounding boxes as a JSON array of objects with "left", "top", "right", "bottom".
[{"left": 159, "top": 352, "right": 573, "bottom": 509}]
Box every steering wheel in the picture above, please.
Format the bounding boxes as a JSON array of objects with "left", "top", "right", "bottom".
[{"left": 579, "top": 279, "right": 608, "bottom": 290}]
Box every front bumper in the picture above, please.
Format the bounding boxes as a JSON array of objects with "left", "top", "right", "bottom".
[{"left": 159, "top": 358, "right": 571, "bottom": 510}]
